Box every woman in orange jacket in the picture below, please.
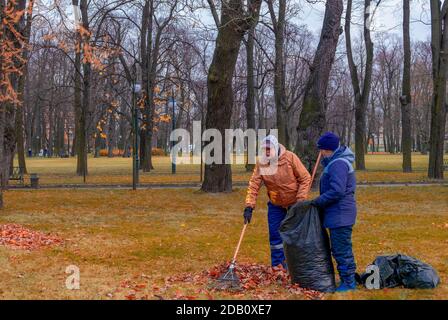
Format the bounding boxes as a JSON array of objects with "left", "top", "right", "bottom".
[{"left": 243, "top": 135, "right": 311, "bottom": 267}]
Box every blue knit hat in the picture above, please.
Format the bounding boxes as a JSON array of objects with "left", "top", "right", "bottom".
[{"left": 317, "top": 132, "right": 340, "bottom": 151}]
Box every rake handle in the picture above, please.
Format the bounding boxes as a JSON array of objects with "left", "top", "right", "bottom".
[
  {"left": 308, "top": 151, "right": 322, "bottom": 195},
  {"left": 231, "top": 223, "right": 248, "bottom": 264}
]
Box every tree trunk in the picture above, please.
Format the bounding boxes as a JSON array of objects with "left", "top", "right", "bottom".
[
  {"left": 269, "top": 0, "right": 287, "bottom": 145},
  {"left": 75, "top": 0, "right": 90, "bottom": 176},
  {"left": 15, "top": 0, "right": 33, "bottom": 172},
  {"left": 73, "top": 2, "right": 81, "bottom": 163},
  {"left": 0, "top": 22, "right": 4, "bottom": 206},
  {"left": 201, "top": 0, "right": 261, "bottom": 192},
  {"left": 244, "top": 3, "right": 259, "bottom": 172},
  {"left": 15, "top": 81, "right": 26, "bottom": 173},
  {"left": 1, "top": 0, "right": 29, "bottom": 208},
  {"left": 428, "top": 0, "right": 448, "bottom": 179},
  {"left": 107, "top": 111, "right": 115, "bottom": 158},
  {"left": 345, "top": 0, "right": 375, "bottom": 170},
  {"left": 295, "top": 0, "right": 343, "bottom": 171},
  {"left": 140, "top": 0, "right": 156, "bottom": 172},
  {"left": 73, "top": 0, "right": 86, "bottom": 175}
]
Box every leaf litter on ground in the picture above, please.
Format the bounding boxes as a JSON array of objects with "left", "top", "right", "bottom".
[
  {"left": 117, "top": 262, "right": 324, "bottom": 300},
  {"left": 0, "top": 224, "right": 63, "bottom": 250}
]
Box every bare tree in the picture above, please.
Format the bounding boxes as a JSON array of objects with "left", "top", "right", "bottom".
[
  {"left": 139, "top": 0, "right": 178, "bottom": 172},
  {"left": 411, "top": 41, "right": 432, "bottom": 154},
  {"left": 77, "top": 0, "right": 91, "bottom": 176},
  {"left": 244, "top": 0, "right": 260, "bottom": 171},
  {"left": 295, "top": 0, "right": 343, "bottom": 171},
  {"left": 345, "top": 0, "right": 379, "bottom": 170},
  {"left": 14, "top": 0, "right": 34, "bottom": 174},
  {"left": 428, "top": 0, "right": 448, "bottom": 179},
  {"left": 201, "top": 0, "right": 262, "bottom": 193},
  {"left": 267, "top": 0, "right": 287, "bottom": 145},
  {"left": 0, "top": 0, "right": 31, "bottom": 208},
  {"left": 400, "top": 0, "right": 412, "bottom": 172},
  {"left": 374, "top": 35, "right": 402, "bottom": 154}
]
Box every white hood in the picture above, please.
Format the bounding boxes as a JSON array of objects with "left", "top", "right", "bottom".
[{"left": 260, "top": 134, "right": 280, "bottom": 164}]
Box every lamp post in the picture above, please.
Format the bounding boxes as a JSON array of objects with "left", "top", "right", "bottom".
[
  {"left": 132, "top": 82, "right": 142, "bottom": 190},
  {"left": 168, "top": 95, "right": 177, "bottom": 174}
]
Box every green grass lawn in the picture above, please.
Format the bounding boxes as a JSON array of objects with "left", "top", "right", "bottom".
[
  {"left": 11, "top": 153, "right": 448, "bottom": 186},
  {"left": 0, "top": 186, "right": 447, "bottom": 299}
]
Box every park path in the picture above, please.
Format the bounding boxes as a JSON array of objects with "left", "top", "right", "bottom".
[{"left": 7, "top": 181, "right": 447, "bottom": 190}]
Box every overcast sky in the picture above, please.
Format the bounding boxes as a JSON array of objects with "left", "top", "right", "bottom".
[
  {"left": 63, "top": 0, "right": 432, "bottom": 43},
  {"left": 300, "top": 0, "right": 431, "bottom": 42}
]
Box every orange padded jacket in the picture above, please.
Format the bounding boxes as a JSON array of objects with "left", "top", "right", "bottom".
[{"left": 245, "top": 144, "right": 311, "bottom": 209}]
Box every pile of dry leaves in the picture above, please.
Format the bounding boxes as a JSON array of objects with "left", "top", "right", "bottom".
[
  {"left": 117, "top": 262, "right": 324, "bottom": 300},
  {"left": 0, "top": 224, "right": 63, "bottom": 250}
]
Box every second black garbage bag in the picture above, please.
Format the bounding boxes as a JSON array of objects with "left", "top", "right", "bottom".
[
  {"left": 279, "top": 201, "right": 336, "bottom": 292},
  {"left": 357, "top": 254, "right": 440, "bottom": 289}
]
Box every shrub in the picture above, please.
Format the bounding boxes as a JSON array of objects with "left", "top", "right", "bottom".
[
  {"left": 99, "top": 149, "right": 125, "bottom": 157},
  {"left": 99, "top": 148, "right": 165, "bottom": 156},
  {"left": 151, "top": 148, "right": 166, "bottom": 156}
]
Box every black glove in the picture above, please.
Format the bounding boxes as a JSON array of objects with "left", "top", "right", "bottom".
[{"left": 243, "top": 207, "right": 253, "bottom": 224}]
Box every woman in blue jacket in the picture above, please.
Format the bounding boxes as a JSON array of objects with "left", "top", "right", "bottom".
[{"left": 310, "top": 132, "right": 357, "bottom": 292}]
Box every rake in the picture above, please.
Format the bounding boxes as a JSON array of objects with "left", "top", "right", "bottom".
[{"left": 214, "top": 223, "right": 248, "bottom": 290}]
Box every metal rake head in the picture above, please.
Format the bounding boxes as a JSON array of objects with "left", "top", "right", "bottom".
[
  {"left": 219, "top": 266, "right": 239, "bottom": 282},
  {"left": 211, "top": 264, "right": 242, "bottom": 291}
]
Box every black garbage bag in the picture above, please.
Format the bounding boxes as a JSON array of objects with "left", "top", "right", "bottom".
[
  {"left": 358, "top": 254, "right": 440, "bottom": 289},
  {"left": 279, "top": 201, "right": 336, "bottom": 292}
]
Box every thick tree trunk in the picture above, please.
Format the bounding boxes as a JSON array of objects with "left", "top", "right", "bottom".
[
  {"left": 428, "top": 0, "right": 448, "bottom": 179},
  {"left": 201, "top": 0, "right": 261, "bottom": 192},
  {"left": 202, "top": 13, "right": 242, "bottom": 192},
  {"left": 295, "top": 0, "right": 343, "bottom": 171}
]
